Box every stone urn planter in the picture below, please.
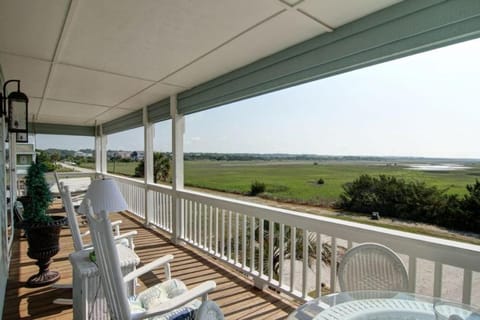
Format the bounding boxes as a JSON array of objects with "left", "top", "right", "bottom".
[
  {"left": 23, "top": 216, "right": 67, "bottom": 287},
  {"left": 20, "top": 161, "right": 68, "bottom": 287}
]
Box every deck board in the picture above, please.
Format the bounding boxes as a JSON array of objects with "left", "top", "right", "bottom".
[{"left": 3, "top": 209, "right": 298, "bottom": 319}]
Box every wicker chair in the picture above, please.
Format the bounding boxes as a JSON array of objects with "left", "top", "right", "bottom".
[{"left": 338, "top": 243, "right": 409, "bottom": 292}]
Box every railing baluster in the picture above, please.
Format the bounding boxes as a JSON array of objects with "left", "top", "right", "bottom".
[
  {"left": 154, "top": 191, "right": 158, "bottom": 226},
  {"left": 463, "top": 269, "right": 472, "bottom": 305},
  {"left": 330, "top": 237, "right": 337, "bottom": 293},
  {"left": 221, "top": 210, "right": 225, "bottom": 259},
  {"left": 189, "top": 200, "right": 193, "bottom": 242},
  {"left": 250, "top": 216, "right": 255, "bottom": 273},
  {"left": 290, "top": 226, "right": 296, "bottom": 293},
  {"left": 198, "top": 202, "right": 202, "bottom": 247},
  {"left": 242, "top": 214, "right": 247, "bottom": 268},
  {"left": 302, "top": 229, "right": 308, "bottom": 298},
  {"left": 209, "top": 206, "right": 213, "bottom": 252},
  {"left": 204, "top": 204, "right": 208, "bottom": 249},
  {"left": 227, "top": 211, "right": 232, "bottom": 261},
  {"left": 268, "top": 221, "right": 274, "bottom": 282},
  {"left": 408, "top": 256, "right": 417, "bottom": 293},
  {"left": 259, "top": 218, "right": 264, "bottom": 277},
  {"left": 316, "top": 232, "right": 322, "bottom": 297},
  {"left": 159, "top": 193, "right": 163, "bottom": 227},
  {"left": 234, "top": 212, "right": 239, "bottom": 265},
  {"left": 168, "top": 194, "right": 172, "bottom": 231},
  {"left": 168, "top": 193, "right": 171, "bottom": 231},
  {"left": 194, "top": 201, "right": 198, "bottom": 245},
  {"left": 180, "top": 198, "right": 185, "bottom": 238},
  {"left": 215, "top": 208, "right": 219, "bottom": 255},
  {"left": 163, "top": 193, "right": 167, "bottom": 228},
  {"left": 279, "top": 223, "right": 285, "bottom": 288},
  {"left": 433, "top": 262, "right": 443, "bottom": 298}
]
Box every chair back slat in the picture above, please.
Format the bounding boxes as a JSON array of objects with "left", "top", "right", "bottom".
[
  {"left": 60, "top": 184, "right": 85, "bottom": 251},
  {"left": 85, "top": 202, "right": 131, "bottom": 319}
]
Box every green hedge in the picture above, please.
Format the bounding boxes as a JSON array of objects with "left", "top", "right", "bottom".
[{"left": 337, "top": 174, "right": 480, "bottom": 233}]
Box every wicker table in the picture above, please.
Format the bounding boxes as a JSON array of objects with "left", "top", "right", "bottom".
[
  {"left": 70, "top": 245, "right": 139, "bottom": 320},
  {"left": 288, "top": 291, "right": 480, "bottom": 320}
]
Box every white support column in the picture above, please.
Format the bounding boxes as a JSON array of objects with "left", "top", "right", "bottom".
[
  {"left": 143, "top": 106, "right": 154, "bottom": 226},
  {"left": 94, "top": 124, "right": 108, "bottom": 175},
  {"left": 171, "top": 95, "right": 184, "bottom": 243}
]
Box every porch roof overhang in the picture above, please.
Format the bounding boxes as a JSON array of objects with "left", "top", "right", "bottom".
[{"left": 1, "top": 0, "right": 480, "bottom": 136}]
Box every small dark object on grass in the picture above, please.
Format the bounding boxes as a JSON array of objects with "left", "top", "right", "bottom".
[
  {"left": 371, "top": 212, "right": 380, "bottom": 220},
  {"left": 250, "top": 181, "right": 266, "bottom": 196},
  {"left": 317, "top": 178, "right": 325, "bottom": 185}
]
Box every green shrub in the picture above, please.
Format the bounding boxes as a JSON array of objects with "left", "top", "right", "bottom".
[
  {"left": 22, "top": 161, "right": 53, "bottom": 224},
  {"left": 337, "top": 174, "right": 479, "bottom": 233},
  {"left": 250, "top": 181, "right": 266, "bottom": 196}
]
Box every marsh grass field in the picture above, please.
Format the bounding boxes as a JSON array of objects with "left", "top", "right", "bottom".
[{"left": 85, "top": 159, "right": 480, "bottom": 206}]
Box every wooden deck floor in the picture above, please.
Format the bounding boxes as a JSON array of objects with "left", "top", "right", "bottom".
[{"left": 3, "top": 209, "right": 298, "bottom": 319}]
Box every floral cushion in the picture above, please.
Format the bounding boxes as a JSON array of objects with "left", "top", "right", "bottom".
[{"left": 129, "top": 279, "right": 201, "bottom": 320}]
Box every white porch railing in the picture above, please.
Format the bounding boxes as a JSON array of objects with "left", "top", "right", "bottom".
[
  {"left": 113, "top": 176, "right": 146, "bottom": 220},
  {"left": 107, "top": 174, "right": 173, "bottom": 232},
  {"left": 105, "top": 174, "right": 480, "bottom": 306}
]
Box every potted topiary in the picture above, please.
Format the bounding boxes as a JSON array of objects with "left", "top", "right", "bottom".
[{"left": 20, "top": 160, "right": 67, "bottom": 287}]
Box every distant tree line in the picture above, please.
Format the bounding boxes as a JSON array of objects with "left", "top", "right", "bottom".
[
  {"left": 36, "top": 149, "right": 94, "bottom": 171},
  {"left": 183, "top": 153, "right": 392, "bottom": 162},
  {"left": 337, "top": 174, "right": 480, "bottom": 233}
]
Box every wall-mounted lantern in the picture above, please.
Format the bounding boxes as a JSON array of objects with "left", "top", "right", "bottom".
[{"left": 1, "top": 80, "right": 29, "bottom": 143}]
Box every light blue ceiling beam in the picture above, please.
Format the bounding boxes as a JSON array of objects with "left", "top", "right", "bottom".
[
  {"left": 177, "top": 0, "right": 480, "bottom": 115},
  {"left": 102, "top": 110, "right": 143, "bottom": 135},
  {"left": 29, "top": 123, "right": 95, "bottom": 136}
]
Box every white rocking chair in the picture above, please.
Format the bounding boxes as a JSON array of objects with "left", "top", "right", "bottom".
[
  {"left": 53, "top": 184, "right": 137, "bottom": 305},
  {"left": 60, "top": 183, "right": 136, "bottom": 251},
  {"left": 84, "top": 200, "right": 222, "bottom": 319},
  {"left": 53, "top": 171, "right": 91, "bottom": 207}
]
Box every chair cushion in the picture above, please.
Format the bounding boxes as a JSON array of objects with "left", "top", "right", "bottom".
[
  {"left": 115, "top": 237, "right": 130, "bottom": 248},
  {"left": 195, "top": 301, "right": 224, "bottom": 319},
  {"left": 129, "top": 279, "right": 202, "bottom": 320}
]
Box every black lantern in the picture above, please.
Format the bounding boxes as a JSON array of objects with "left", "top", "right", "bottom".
[{"left": 1, "top": 80, "right": 29, "bottom": 143}]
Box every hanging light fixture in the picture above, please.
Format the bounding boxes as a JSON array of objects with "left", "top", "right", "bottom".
[{"left": 1, "top": 80, "right": 29, "bottom": 143}]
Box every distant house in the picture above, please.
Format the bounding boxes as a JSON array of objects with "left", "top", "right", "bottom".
[
  {"left": 107, "top": 150, "right": 132, "bottom": 160},
  {"left": 16, "top": 141, "right": 36, "bottom": 196},
  {"left": 16, "top": 143, "right": 35, "bottom": 175},
  {"left": 74, "top": 151, "right": 92, "bottom": 157}
]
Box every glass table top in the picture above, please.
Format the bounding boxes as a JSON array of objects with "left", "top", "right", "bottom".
[{"left": 288, "top": 291, "right": 480, "bottom": 320}]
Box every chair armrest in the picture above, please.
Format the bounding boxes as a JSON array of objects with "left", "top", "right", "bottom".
[
  {"left": 80, "top": 243, "right": 94, "bottom": 250},
  {"left": 113, "top": 230, "right": 137, "bottom": 241},
  {"left": 137, "top": 281, "right": 216, "bottom": 320},
  {"left": 113, "top": 230, "right": 137, "bottom": 249},
  {"left": 80, "top": 221, "right": 123, "bottom": 238},
  {"left": 123, "top": 254, "right": 174, "bottom": 283},
  {"left": 111, "top": 220, "right": 122, "bottom": 236}
]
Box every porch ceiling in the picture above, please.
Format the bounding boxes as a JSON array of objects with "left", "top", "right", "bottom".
[{"left": 0, "top": 0, "right": 401, "bottom": 127}]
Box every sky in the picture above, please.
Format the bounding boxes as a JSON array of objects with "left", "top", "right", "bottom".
[{"left": 37, "top": 38, "right": 480, "bottom": 159}]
